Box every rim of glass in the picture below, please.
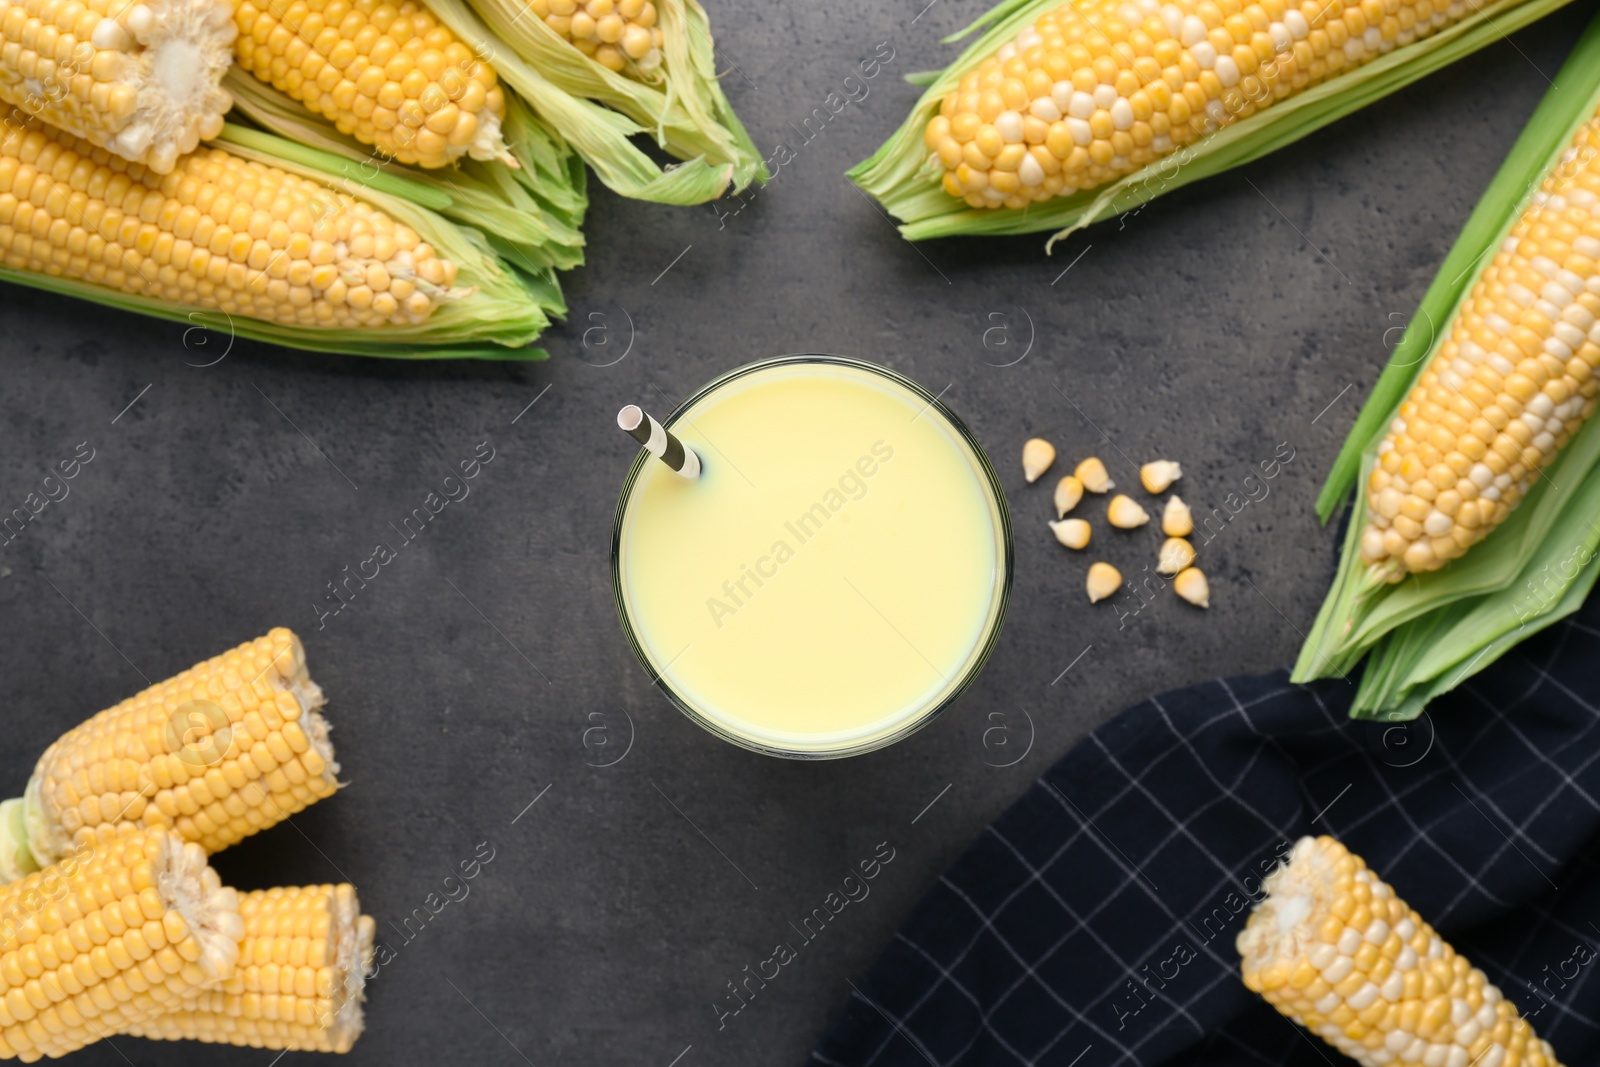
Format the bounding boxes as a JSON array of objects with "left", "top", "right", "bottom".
[{"left": 609, "top": 354, "right": 1015, "bottom": 760}]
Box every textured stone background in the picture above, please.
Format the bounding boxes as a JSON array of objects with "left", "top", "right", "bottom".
[{"left": 1, "top": 2, "right": 1592, "bottom": 1063}]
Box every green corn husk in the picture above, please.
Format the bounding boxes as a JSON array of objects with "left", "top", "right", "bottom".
[
  {"left": 0, "top": 123, "right": 553, "bottom": 360},
  {"left": 223, "top": 72, "right": 587, "bottom": 287},
  {"left": 422, "top": 0, "right": 763, "bottom": 205},
  {"left": 850, "top": 0, "right": 1576, "bottom": 245},
  {"left": 1292, "top": 15, "right": 1600, "bottom": 719}
]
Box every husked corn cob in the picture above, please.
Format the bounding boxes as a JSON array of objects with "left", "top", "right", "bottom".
[
  {"left": 232, "top": 0, "right": 513, "bottom": 168},
  {"left": 926, "top": 0, "right": 1473, "bottom": 209},
  {"left": 125, "top": 884, "right": 373, "bottom": 1053},
  {"left": 0, "top": 628, "right": 339, "bottom": 884},
  {"left": 0, "top": 0, "right": 238, "bottom": 174},
  {"left": 0, "top": 828, "right": 244, "bottom": 1062},
  {"left": 1239, "top": 835, "right": 1562, "bottom": 1067},
  {"left": 0, "top": 116, "right": 466, "bottom": 329},
  {"left": 523, "top": 0, "right": 663, "bottom": 76},
  {"left": 1360, "top": 108, "right": 1600, "bottom": 579}
]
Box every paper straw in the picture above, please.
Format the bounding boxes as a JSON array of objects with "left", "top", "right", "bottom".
[{"left": 617, "top": 405, "right": 701, "bottom": 479}]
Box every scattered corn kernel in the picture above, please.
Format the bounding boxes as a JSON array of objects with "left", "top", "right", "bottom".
[
  {"left": 1239, "top": 835, "right": 1563, "bottom": 1067},
  {"left": 1174, "top": 567, "right": 1210, "bottom": 608},
  {"left": 1049, "top": 518, "right": 1091, "bottom": 549},
  {"left": 1107, "top": 494, "right": 1150, "bottom": 529},
  {"left": 1163, "top": 496, "right": 1194, "bottom": 538},
  {"left": 1157, "top": 537, "right": 1195, "bottom": 576},
  {"left": 1140, "top": 460, "right": 1182, "bottom": 494},
  {"left": 1075, "top": 456, "right": 1114, "bottom": 493},
  {"left": 1054, "top": 475, "right": 1084, "bottom": 517},
  {"left": 1023, "top": 437, "right": 1056, "bottom": 483},
  {"left": 1086, "top": 561, "right": 1122, "bottom": 603}
]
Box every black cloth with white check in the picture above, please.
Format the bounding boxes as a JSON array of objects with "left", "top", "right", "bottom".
[{"left": 811, "top": 596, "right": 1600, "bottom": 1067}]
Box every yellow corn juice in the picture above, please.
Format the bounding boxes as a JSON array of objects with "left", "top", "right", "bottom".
[{"left": 612, "top": 357, "right": 1011, "bottom": 757}]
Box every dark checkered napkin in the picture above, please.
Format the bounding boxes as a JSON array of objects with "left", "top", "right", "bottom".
[{"left": 812, "top": 598, "right": 1600, "bottom": 1067}]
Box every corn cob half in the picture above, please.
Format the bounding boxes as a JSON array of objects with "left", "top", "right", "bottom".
[
  {"left": 231, "top": 0, "right": 513, "bottom": 169},
  {"left": 1359, "top": 106, "right": 1600, "bottom": 580},
  {"left": 0, "top": 0, "right": 238, "bottom": 173},
  {"left": 0, "top": 828, "right": 245, "bottom": 1062},
  {"left": 0, "top": 628, "right": 338, "bottom": 884},
  {"left": 1239, "top": 836, "right": 1561, "bottom": 1067},
  {"left": 125, "top": 883, "right": 373, "bottom": 1053}
]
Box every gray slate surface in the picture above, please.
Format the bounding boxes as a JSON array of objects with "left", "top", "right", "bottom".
[{"left": 0, "top": 3, "right": 1592, "bottom": 1063}]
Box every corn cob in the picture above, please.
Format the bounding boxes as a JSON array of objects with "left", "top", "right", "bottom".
[
  {"left": 425, "top": 0, "right": 765, "bottom": 204},
  {"left": 125, "top": 883, "right": 372, "bottom": 1053},
  {"left": 0, "top": 0, "right": 238, "bottom": 174},
  {"left": 1359, "top": 107, "right": 1600, "bottom": 579},
  {"left": 926, "top": 0, "right": 1475, "bottom": 210},
  {"left": 0, "top": 628, "right": 338, "bottom": 884},
  {"left": 231, "top": 0, "right": 512, "bottom": 169},
  {"left": 0, "top": 828, "right": 244, "bottom": 1062},
  {"left": 0, "top": 114, "right": 470, "bottom": 330},
  {"left": 1239, "top": 835, "right": 1561, "bottom": 1067},
  {"left": 521, "top": 0, "right": 662, "bottom": 76}
]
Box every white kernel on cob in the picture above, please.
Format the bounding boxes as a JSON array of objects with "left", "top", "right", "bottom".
[
  {"left": 0, "top": 828, "right": 244, "bottom": 1061},
  {"left": 232, "top": 0, "right": 514, "bottom": 169},
  {"left": 1360, "top": 105, "right": 1600, "bottom": 580},
  {"left": 0, "top": 117, "right": 466, "bottom": 331},
  {"left": 125, "top": 883, "right": 374, "bottom": 1053},
  {"left": 0, "top": 628, "right": 339, "bottom": 883},
  {"left": 0, "top": 0, "right": 238, "bottom": 174},
  {"left": 523, "top": 0, "right": 664, "bottom": 76},
  {"left": 1239, "top": 835, "right": 1564, "bottom": 1067},
  {"left": 924, "top": 0, "right": 1477, "bottom": 210}
]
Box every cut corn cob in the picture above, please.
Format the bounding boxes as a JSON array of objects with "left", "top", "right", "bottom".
[
  {"left": 1239, "top": 835, "right": 1561, "bottom": 1067},
  {"left": 0, "top": 828, "right": 244, "bottom": 1062},
  {"left": 523, "top": 0, "right": 662, "bottom": 76},
  {"left": 125, "top": 884, "right": 373, "bottom": 1053},
  {"left": 927, "top": 0, "right": 1475, "bottom": 210},
  {"left": 232, "top": 0, "right": 513, "bottom": 169},
  {"left": 0, "top": 628, "right": 338, "bottom": 883},
  {"left": 0, "top": 0, "right": 238, "bottom": 174},
  {"left": 1359, "top": 106, "right": 1600, "bottom": 579},
  {"left": 0, "top": 114, "right": 467, "bottom": 329}
]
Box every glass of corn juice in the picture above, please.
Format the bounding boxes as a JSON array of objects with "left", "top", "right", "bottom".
[{"left": 611, "top": 355, "right": 1013, "bottom": 758}]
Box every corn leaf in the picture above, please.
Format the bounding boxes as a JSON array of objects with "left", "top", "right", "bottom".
[
  {"left": 849, "top": 0, "right": 1576, "bottom": 244},
  {"left": 425, "top": 0, "right": 764, "bottom": 204},
  {"left": 1293, "top": 15, "right": 1600, "bottom": 717},
  {"left": 0, "top": 123, "right": 555, "bottom": 360}
]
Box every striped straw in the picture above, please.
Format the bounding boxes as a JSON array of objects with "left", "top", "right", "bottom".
[{"left": 617, "top": 405, "right": 701, "bottom": 480}]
